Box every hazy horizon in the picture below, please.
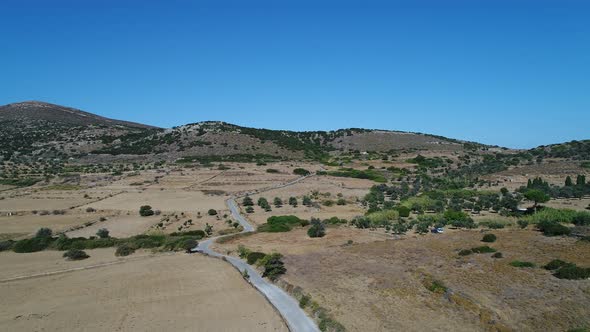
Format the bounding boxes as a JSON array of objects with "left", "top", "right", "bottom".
[{"left": 2, "top": 0, "right": 589, "bottom": 149}]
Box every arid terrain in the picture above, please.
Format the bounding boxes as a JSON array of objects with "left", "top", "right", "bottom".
[
  {"left": 0, "top": 249, "right": 288, "bottom": 332},
  {"left": 1, "top": 102, "right": 589, "bottom": 332}
]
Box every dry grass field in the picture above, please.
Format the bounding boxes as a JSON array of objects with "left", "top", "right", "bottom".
[
  {"left": 0, "top": 251, "right": 288, "bottom": 332},
  {"left": 2, "top": 160, "right": 589, "bottom": 332},
  {"left": 217, "top": 226, "right": 590, "bottom": 332}
]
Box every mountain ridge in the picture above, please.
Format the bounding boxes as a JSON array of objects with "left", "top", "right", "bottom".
[{"left": 0, "top": 101, "right": 587, "bottom": 165}]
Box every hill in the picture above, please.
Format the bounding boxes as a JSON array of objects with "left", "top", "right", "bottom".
[{"left": 0, "top": 101, "right": 473, "bottom": 164}]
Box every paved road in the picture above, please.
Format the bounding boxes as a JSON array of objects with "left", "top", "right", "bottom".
[{"left": 196, "top": 175, "right": 319, "bottom": 332}]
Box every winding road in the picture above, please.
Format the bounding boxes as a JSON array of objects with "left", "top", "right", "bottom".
[{"left": 196, "top": 174, "right": 319, "bottom": 332}]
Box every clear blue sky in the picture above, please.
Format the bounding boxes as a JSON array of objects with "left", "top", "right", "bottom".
[{"left": 1, "top": 0, "right": 589, "bottom": 148}]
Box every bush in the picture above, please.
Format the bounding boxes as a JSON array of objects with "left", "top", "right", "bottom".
[
  {"left": 426, "top": 279, "right": 448, "bottom": 293},
  {"left": 449, "top": 218, "right": 476, "bottom": 229},
  {"left": 471, "top": 246, "right": 496, "bottom": 253},
  {"left": 510, "top": 260, "right": 535, "bottom": 268},
  {"left": 266, "top": 168, "right": 279, "bottom": 173},
  {"left": 398, "top": 206, "right": 411, "bottom": 218},
  {"left": 258, "top": 215, "right": 304, "bottom": 232},
  {"left": 178, "top": 238, "right": 199, "bottom": 251},
  {"left": 517, "top": 219, "right": 529, "bottom": 229},
  {"left": 0, "top": 240, "right": 15, "bottom": 252},
  {"left": 169, "top": 230, "right": 205, "bottom": 238},
  {"left": 245, "top": 206, "right": 254, "bottom": 213},
  {"left": 478, "top": 220, "right": 505, "bottom": 229},
  {"left": 246, "top": 251, "right": 266, "bottom": 265},
  {"left": 242, "top": 196, "right": 254, "bottom": 206},
  {"left": 238, "top": 244, "right": 250, "bottom": 258},
  {"left": 573, "top": 212, "right": 590, "bottom": 226},
  {"left": 307, "top": 219, "right": 326, "bottom": 238},
  {"left": 63, "top": 249, "right": 89, "bottom": 260},
  {"left": 482, "top": 234, "right": 497, "bottom": 243},
  {"left": 96, "top": 228, "right": 109, "bottom": 239},
  {"left": 293, "top": 168, "right": 311, "bottom": 176},
  {"left": 544, "top": 259, "right": 568, "bottom": 270},
  {"left": 115, "top": 244, "right": 136, "bottom": 257},
  {"left": 458, "top": 249, "right": 473, "bottom": 256},
  {"left": 13, "top": 237, "right": 51, "bottom": 253},
  {"left": 537, "top": 220, "right": 571, "bottom": 236},
  {"left": 35, "top": 227, "right": 53, "bottom": 238},
  {"left": 552, "top": 264, "right": 590, "bottom": 280},
  {"left": 299, "top": 295, "right": 311, "bottom": 308},
  {"left": 86, "top": 207, "right": 96, "bottom": 213},
  {"left": 261, "top": 253, "right": 286, "bottom": 281},
  {"left": 492, "top": 252, "right": 503, "bottom": 258},
  {"left": 208, "top": 209, "right": 218, "bottom": 216},
  {"left": 139, "top": 205, "right": 154, "bottom": 217}
]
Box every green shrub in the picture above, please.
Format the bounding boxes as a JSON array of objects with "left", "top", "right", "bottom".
[
  {"left": 573, "top": 212, "right": 590, "bottom": 226},
  {"left": 482, "top": 234, "right": 497, "bottom": 243},
  {"left": 13, "top": 237, "right": 52, "bottom": 253},
  {"left": 580, "top": 236, "right": 590, "bottom": 243},
  {"left": 449, "top": 217, "right": 476, "bottom": 229},
  {"left": 246, "top": 251, "right": 266, "bottom": 265},
  {"left": 0, "top": 240, "right": 14, "bottom": 252},
  {"left": 510, "top": 260, "right": 535, "bottom": 268},
  {"left": 398, "top": 206, "right": 411, "bottom": 218},
  {"left": 35, "top": 227, "right": 53, "bottom": 238},
  {"left": 553, "top": 264, "right": 590, "bottom": 280},
  {"left": 299, "top": 295, "right": 311, "bottom": 308},
  {"left": 471, "top": 246, "right": 496, "bottom": 253},
  {"left": 478, "top": 220, "right": 505, "bottom": 229},
  {"left": 517, "top": 219, "right": 529, "bottom": 229},
  {"left": 115, "top": 244, "right": 136, "bottom": 257},
  {"left": 327, "top": 168, "right": 386, "bottom": 183},
  {"left": 139, "top": 205, "right": 154, "bottom": 217},
  {"left": 237, "top": 244, "right": 250, "bottom": 258},
  {"left": 169, "top": 230, "right": 206, "bottom": 238},
  {"left": 544, "top": 259, "right": 568, "bottom": 270},
  {"left": 458, "top": 249, "right": 473, "bottom": 256},
  {"left": 63, "top": 249, "right": 89, "bottom": 260},
  {"left": 537, "top": 220, "right": 571, "bottom": 236},
  {"left": 96, "top": 228, "right": 109, "bottom": 238},
  {"left": 258, "top": 215, "right": 304, "bottom": 232},
  {"left": 126, "top": 234, "right": 166, "bottom": 249},
  {"left": 293, "top": 168, "right": 311, "bottom": 176},
  {"left": 527, "top": 208, "right": 578, "bottom": 224},
  {"left": 208, "top": 209, "right": 218, "bottom": 216},
  {"left": 261, "top": 253, "right": 286, "bottom": 281},
  {"left": 307, "top": 219, "right": 326, "bottom": 238},
  {"left": 492, "top": 252, "right": 503, "bottom": 258},
  {"left": 427, "top": 279, "right": 448, "bottom": 293}
]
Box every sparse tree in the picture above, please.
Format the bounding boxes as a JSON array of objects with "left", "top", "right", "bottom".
[
  {"left": 577, "top": 174, "right": 586, "bottom": 186},
  {"left": 288, "top": 197, "right": 298, "bottom": 207},
  {"left": 524, "top": 189, "right": 550, "bottom": 208},
  {"left": 242, "top": 196, "right": 254, "bottom": 206},
  {"left": 36, "top": 227, "right": 53, "bottom": 238},
  {"left": 139, "top": 205, "right": 154, "bottom": 217},
  {"left": 307, "top": 218, "right": 326, "bottom": 238},
  {"left": 96, "top": 228, "right": 109, "bottom": 239},
  {"left": 273, "top": 197, "right": 283, "bottom": 207},
  {"left": 205, "top": 223, "right": 213, "bottom": 236}
]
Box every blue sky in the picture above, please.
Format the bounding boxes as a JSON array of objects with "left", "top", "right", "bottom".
[{"left": 1, "top": 0, "right": 589, "bottom": 148}]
